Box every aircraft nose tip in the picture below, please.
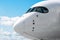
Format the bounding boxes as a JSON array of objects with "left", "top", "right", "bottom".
[{"left": 14, "top": 21, "right": 25, "bottom": 33}]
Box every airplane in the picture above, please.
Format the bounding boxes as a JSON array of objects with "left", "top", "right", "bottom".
[{"left": 13, "top": 0, "right": 60, "bottom": 40}]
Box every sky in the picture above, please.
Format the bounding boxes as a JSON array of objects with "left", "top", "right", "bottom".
[
  {"left": 0, "top": 0, "right": 43, "bottom": 17},
  {"left": 0, "top": 0, "right": 44, "bottom": 40}
]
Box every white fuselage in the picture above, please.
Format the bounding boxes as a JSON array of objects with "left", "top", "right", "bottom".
[{"left": 14, "top": 0, "right": 60, "bottom": 40}]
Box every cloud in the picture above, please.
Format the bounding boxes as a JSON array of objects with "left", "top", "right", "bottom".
[
  {"left": 0, "top": 16, "right": 20, "bottom": 26},
  {"left": 0, "top": 29, "right": 4, "bottom": 35},
  {"left": 0, "top": 28, "right": 11, "bottom": 35},
  {"left": 0, "top": 28, "right": 19, "bottom": 36}
]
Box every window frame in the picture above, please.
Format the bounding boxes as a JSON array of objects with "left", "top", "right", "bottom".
[{"left": 26, "top": 6, "right": 49, "bottom": 13}]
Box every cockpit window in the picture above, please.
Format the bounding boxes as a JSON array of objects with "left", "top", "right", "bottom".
[{"left": 26, "top": 6, "right": 49, "bottom": 13}]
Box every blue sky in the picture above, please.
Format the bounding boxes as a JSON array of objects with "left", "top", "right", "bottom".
[
  {"left": 0, "top": 0, "right": 43, "bottom": 17},
  {"left": 0, "top": 0, "right": 44, "bottom": 40}
]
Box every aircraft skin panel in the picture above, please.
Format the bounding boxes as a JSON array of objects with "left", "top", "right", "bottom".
[
  {"left": 14, "top": 1, "right": 60, "bottom": 40},
  {"left": 23, "top": 4, "right": 60, "bottom": 39}
]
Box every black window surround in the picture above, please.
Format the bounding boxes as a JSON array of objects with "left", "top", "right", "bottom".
[{"left": 26, "top": 6, "right": 49, "bottom": 13}]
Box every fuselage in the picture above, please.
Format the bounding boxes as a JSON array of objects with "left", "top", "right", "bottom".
[{"left": 14, "top": 0, "right": 60, "bottom": 40}]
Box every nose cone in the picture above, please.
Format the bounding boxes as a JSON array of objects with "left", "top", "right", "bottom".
[
  {"left": 14, "top": 20, "right": 25, "bottom": 34},
  {"left": 14, "top": 13, "right": 33, "bottom": 34},
  {"left": 13, "top": 13, "right": 34, "bottom": 35}
]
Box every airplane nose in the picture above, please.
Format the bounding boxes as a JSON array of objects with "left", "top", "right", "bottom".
[
  {"left": 14, "top": 13, "right": 35, "bottom": 33},
  {"left": 14, "top": 19, "right": 25, "bottom": 34}
]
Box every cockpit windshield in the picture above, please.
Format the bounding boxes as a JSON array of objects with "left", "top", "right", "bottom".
[{"left": 26, "top": 6, "right": 49, "bottom": 13}]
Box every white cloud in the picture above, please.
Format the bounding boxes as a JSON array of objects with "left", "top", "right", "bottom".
[
  {"left": 0, "top": 28, "right": 11, "bottom": 35},
  {"left": 0, "top": 29, "right": 4, "bottom": 35},
  {"left": 0, "top": 16, "right": 20, "bottom": 26},
  {"left": 0, "top": 29, "right": 11, "bottom": 38},
  {"left": 0, "top": 28, "right": 19, "bottom": 36}
]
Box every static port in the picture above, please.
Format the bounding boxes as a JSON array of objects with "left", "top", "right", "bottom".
[
  {"left": 33, "top": 23, "right": 35, "bottom": 25},
  {"left": 36, "top": 15, "right": 38, "bottom": 17},
  {"left": 33, "top": 20, "right": 34, "bottom": 22}
]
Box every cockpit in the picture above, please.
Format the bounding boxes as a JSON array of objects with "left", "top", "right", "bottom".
[{"left": 26, "top": 6, "right": 49, "bottom": 13}]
